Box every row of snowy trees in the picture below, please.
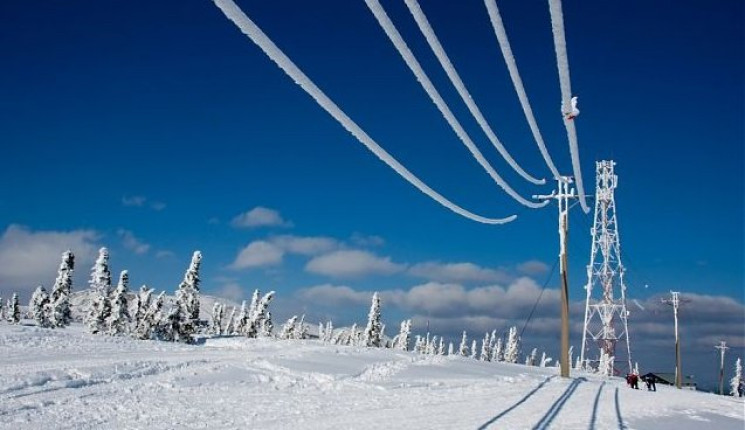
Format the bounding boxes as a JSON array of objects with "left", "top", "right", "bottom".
[
  {"left": 207, "top": 290, "right": 276, "bottom": 338},
  {"left": 83, "top": 247, "right": 205, "bottom": 343}
]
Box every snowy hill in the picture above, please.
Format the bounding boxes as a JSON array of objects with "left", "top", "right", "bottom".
[{"left": 1, "top": 323, "right": 742, "bottom": 429}]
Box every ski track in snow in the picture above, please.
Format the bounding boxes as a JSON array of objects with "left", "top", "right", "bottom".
[{"left": 1, "top": 324, "right": 743, "bottom": 429}]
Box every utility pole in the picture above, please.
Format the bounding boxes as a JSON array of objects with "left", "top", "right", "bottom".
[
  {"left": 534, "top": 177, "right": 577, "bottom": 378},
  {"left": 662, "top": 291, "right": 688, "bottom": 388},
  {"left": 715, "top": 341, "right": 729, "bottom": 395}
]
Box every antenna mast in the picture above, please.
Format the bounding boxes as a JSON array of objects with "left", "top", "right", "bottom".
[{"left": 580, "top": 160, "right": 632, "bottom": 376}]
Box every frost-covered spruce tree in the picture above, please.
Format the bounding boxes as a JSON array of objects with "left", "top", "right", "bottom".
[
  {"left": 324, "top": 321, "right": 334, "bottom": 342},
  {"left": 132, "top": 285, "right": 153, "bottom": 329},
  {"left": 210, "top": 302, "right": 224, "bottom": 335},
  {"left": 413, "top": 335, "right": 424, "bottom": 353},
  {"left": 394, "top": 319, "right": 411, "bottom": 351},
  {"left": 0, "top": 296, "right": 3, "bottom": 320},
  {"left": 527, "top": 348, "right": 538, "bottom": 366},
  {"left": 363, "top": 292, "right": 382, "bottom": 347},
  {"left": 30, "top": 286, "right": 52, "bottom": 328},
  {"left": 574, "top": 355, "right": 582, "bottom": 370},
  {"left": 246, "top": 291, "right": 274, "bottom": 338},
  {"left": 503, "top": 326, "right": 520, "bottom": 363},
  {"left": 86, "top": 247, "right": 112, "bottom": 333},
  {"left": 224, "top": 306, "right": 237, "bottom": 335},
  {"left": 174, "top": 251, "right": 202, "bottom": 342},
  {"left": 447, "top": 342, "right": 454, "bottom": 356},
  {"left": 492, "top": 338, "right": 503, "bottom": 362},
  {"left": 597, "top": 351, "right": 612, "bottom": 376},
  {"left": 49, "top": 250, "right": 74, "bottom": 327},
  {"left": 260, "top": 312, "right": 273, "bottom": 337},
  {"left": 280, "top": 315, "right": 298, "bottom": 340},
  {"left": 8, "top": 293, "right": 21, "bottom": 324},
  {"left": 247, "top": 289, "right": 260, "bottom": 318},
  {"left": 134, "top": 291, "right": 165, "bottom": 340},
  {"left": 459, "top": 331, "right": 469, "bottom": 357},
  {"left": 730, "top": 357, "right": 742, "bottom": 396},
  {"left": 480, "top": 332, "right": 491, "bottom": 361},
  {"left": 540, "top": 352, "right": 553, "bottom": 368},
  {"left": 294, "top": 314, "right": 308, "bottom": 340},
  {"left": 234, "top": 300, "right": 249, "bottom": 334},
  {"left": 438, "top": 337, "right": 445, "bottom": 355},
  {"left": 470, "top": 340, "right": 478, "bottom": 359},
  {"left": 107, "top": 270, "right": 130, "bottom": 335}
]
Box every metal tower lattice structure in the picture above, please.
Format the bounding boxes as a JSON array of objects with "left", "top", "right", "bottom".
[{"left": 580, "top": 160, "right": 632, "bottom": 376}]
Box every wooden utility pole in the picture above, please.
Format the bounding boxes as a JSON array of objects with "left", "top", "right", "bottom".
[
  {"left": 662, "top": 291, "right": 688, "bottom": 388},
  {"left": 715, "top": 341, "right": 729, "bottom": 395},
  {"left": 535, "top": 177, "right": 576, "bottom": 378}
]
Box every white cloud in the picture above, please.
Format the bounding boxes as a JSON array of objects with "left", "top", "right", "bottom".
[
  {"left": 0, "top": 225, "right": 100, "bottom": 295},
  {"left": 230, "top": 241, "right": 284, "bottom": 269},
  {"left": 150, "top": 201, "right": 166, "bottom": 211},
  {"left": 155, "top": 250, "right": 175, "bottom": 259},
  {"left": 117, "top": 229, "right": 150, "bottom": 255},
  {"left": 215, "top": 282, "right": 245, "bottom": 302},
  {"left": 517, "top": 260, "right": 550, "bottom": 276},
  {"left": 305, "top": 250, "right": 406, "bottom": 278},
  {"left": 122, "top": 196, "right": 146, "bottom": 207},
  {"left": 350, "top": 233, "right": 385, "bottom": 247},
  {"left": 408, "top": 261, "right": 511, "bottom": 284},
  {"left": 270, "top": 235, "right": 340, "bottom": 256},
  {"left": 231, "top": 207, "right": 292, "bottom": 229},
  {"left": 296, "top": 284, "right": 372, "bottom": 306}
]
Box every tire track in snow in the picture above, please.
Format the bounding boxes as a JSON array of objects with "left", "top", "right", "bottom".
[
  {"left": 477, "top": 375, "right": 555, "bottom": 429},
  {"left": 531, "top": 377, "right": 587, "bottom": 429}
]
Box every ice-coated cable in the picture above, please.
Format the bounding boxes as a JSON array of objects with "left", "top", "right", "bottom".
[{"left": 212, "top": 0, "right": 516, "bottom": 224}]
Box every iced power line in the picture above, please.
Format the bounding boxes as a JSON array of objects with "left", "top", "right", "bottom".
[
  {"left": 404, "top": 0, "right": 545, "bottom": 186},
  {"left": 365, "top": 0, "right": 548, "bottom": 209},
  {"left": 547, "top": 0, "right": 590, "bottom": 213},
  {"left": 483, "top": 0, "right": 561, "bottom": 181},
  {"left": 212, "top": 0, "right": 516, "bottom": 225}
]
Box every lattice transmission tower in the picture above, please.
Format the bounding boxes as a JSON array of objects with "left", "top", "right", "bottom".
[{"left": 580, "top": 160, "right": 632, "bottom": 376}]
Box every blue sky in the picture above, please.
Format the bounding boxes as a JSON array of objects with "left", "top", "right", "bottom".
[{"left": 1, "top": 1, "right": 742, "bottom": 387}]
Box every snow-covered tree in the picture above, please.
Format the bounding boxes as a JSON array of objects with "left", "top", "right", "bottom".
[
  {"left": 280, "top": 315, "right": 298, "bottom": 340},
  {"left": 363, "top": 292, "right": 382, "bottom": 347},
  {"left": 210, "top": 302, "right": 224, "bottom": 335},
  {"left": 438, "top": 337, "right": 445, "bottom": 355},
  {"left": 526, "top": 348, "right": 538, "bottom": 366},
  {"left": 492, "top": 338, "right": 503, "bottom": 362},
  {"left": 224, "top": 306, "right": 237, "bottom": 335},
  {"left": 480, "top": 332, "right": 491, "bottom": 361},
  {"left": 132, "top": 285, "right": 153, "bottom": 329},
  {"left": 503, "top": 326, "right": 520, "bottom": 363},
  {"left": 260, "top": 312, "right": 273, "bottom": 337},
  {"left": 133, "top": 291, "right": 165, "bottom": 340},
  {"left": 294, "top": 315, "right": 308, "bottom": 340},
  {"left": 730, "top": 357, "right": 742, "bottom": 396},
  {"left": 234, "top": 300, "right": 249, "bottom": 334},
  {"left": 459, "top": 331, "right": 469, "bottom": 357},
  {"left": 540, "top": 352, "right": 552, "bottom": 368},
  {"left": 107, "top": 270, "right": 130, "bottom": 335},
  {"left": 86, "top": 247, "right": 112, "bottom": 334},
  {"left": 470, "top": 340, "right": 478, "bottom": 359},
  {"left": 246, "top": 291, "right": 275, "bottom": 338},
  {"left": 30, "top": 286, "right": 52, "bottom": 328},
  {"left": 8, "top": 293, "right": 20, "bottom": 324},
  {"left": 324, "top": 321, "right": 334, "bottom": 342},
  {"left": 597, "top": 351, "right": 613, "bottom": 376},
  {"left": 49, "top": 250, "right": 74, "bottom": 327},
  {"left": 89, "top": 247, "right": 112, "bottom": 294},
  {"left": 413, "top": 335, "right": 425, "bottom": 353},
  {"left": 393, "top": 319, "right": 411, "bottom": 351},
  {"left": 174, "top": 251, "right": 202, "bottom": 343},
  {"left": 574, "top": 355, "right": 582, "bottom": 370}
]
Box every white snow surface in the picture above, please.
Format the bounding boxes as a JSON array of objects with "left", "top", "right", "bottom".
[{"left": 1, "top": 324, "right": 743, "bottom": 429}]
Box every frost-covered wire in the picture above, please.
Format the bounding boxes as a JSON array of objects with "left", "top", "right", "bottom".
[
  {"left": 212, "top": 0, "right": 516, "bottom": 225},
  {"left": 365, "top": 0, "right": 548, "bottom": 209},
  {"left": 484, "top": 0, "right": 561, "bottom": 181},
  {"left": 404, "top": 0, "right": 545, "bottom": 186},
  {"left": 547, "top": 0, "right": 589, "bottom": 213}
]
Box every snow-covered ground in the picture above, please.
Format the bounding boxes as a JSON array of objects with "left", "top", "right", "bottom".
[{"left": 1, "top": 323, "right": 742, "bottom": 429}]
